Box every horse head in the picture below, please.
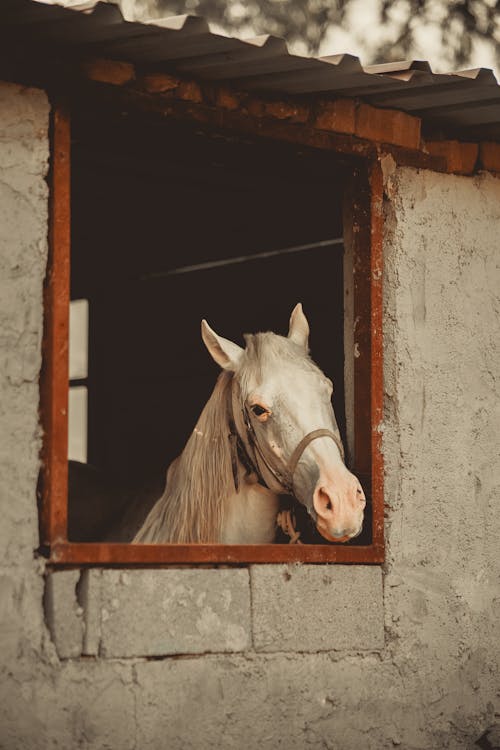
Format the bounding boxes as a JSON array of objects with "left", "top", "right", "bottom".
[{"left": 201, "top": 304, "right": 366, "bottom": 542}]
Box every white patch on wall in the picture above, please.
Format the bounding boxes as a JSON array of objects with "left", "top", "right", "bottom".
[
  {"left": 68, "top": 386, "right": 88, "bottom": 462},
  {"left": 68, "top": 299, "right": 88, "bottom": 462},
  {"left": 69, "top": 298, "right": 88, "bottom": 379}
]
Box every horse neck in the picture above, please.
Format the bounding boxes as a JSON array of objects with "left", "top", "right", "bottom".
[{"left": 134, "top": 371, "right": 235, "bottom": 543}]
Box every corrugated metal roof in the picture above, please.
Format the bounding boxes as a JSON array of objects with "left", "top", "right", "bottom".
[{"left": 1, "top": 0, "right": 499, "bottom": 140}]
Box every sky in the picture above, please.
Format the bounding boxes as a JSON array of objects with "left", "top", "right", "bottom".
[
  {"left": 316, "top": 0, "right": 499, "bottom": 77},
  {"left": 214, "top": 0, "right": 499, "bottom": 77}
]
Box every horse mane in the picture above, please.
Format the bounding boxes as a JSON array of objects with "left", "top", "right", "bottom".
[
  {"left": 134, "top": 371, "right": 235, "bottom": 543},
  {"left": 133, "top": 332, "right": 320, "bottom": 543}
]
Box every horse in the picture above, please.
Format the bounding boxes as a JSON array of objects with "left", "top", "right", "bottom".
[{"left": 133, "top": 304, "right": 366, "bottom": 544}]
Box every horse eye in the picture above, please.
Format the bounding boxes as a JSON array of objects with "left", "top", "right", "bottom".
[{"left": 251, "top": 404, "right": 268, "bottom": 417}]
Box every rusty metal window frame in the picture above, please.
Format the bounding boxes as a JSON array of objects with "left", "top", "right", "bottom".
[{"left": 39, "top": 99, "right": 384, "bottom": 566}]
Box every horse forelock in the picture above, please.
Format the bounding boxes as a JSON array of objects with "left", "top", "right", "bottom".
[
  {"left": 134, "top": 371, "right": 235, "bottom": 543},
  {"left": 237, "top": 332, "right": 321, "bottom": 398}
]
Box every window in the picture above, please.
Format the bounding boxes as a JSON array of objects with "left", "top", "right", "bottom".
[{"left": 40, "top": 94, "right": 384, "bottom": 564}]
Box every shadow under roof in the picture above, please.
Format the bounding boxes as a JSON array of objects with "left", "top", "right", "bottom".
[{"left": 1, "top": 0, "right": 499, "bottom": 141}]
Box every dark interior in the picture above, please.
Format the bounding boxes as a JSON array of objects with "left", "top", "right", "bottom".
[{"left": 69, "top": 107, "right": 362, "bottom": 541}]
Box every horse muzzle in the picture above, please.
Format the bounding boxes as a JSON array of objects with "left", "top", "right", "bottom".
[
  {"left": 312, "top": 478, "right": 366, "bottom": 543},
  {"left": 316, "top": 517, "right": 363, "bottom": 543}
]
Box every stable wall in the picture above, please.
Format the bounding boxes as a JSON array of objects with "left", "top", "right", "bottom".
[{"left": 0, "top": 79, "right": 499, "bottom": 749}]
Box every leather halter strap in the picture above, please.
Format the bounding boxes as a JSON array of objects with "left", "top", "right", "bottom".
[
  {"left": 287, "top": 428, "right": 344, "bottom": 477},
  {"left": 227, "top": 377, "right": 345, "bottom": 495}
]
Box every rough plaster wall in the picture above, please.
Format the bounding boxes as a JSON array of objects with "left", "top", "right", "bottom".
[
  {"left": 0, "top": 81, "right": 51, "bottom": 707},
  {"left": 382, "top": 166, "right": 500, "bottom": 747},
  {"left": 0, "top": 75, "right": 499, "bottom": 749}
]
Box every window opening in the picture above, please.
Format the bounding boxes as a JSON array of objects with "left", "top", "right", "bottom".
[
  {"left": 41, "top": 99, "right": 384, "bottom": 564},
  {"left": 69, "top": 110, "right": 355, "bottom": 545}
]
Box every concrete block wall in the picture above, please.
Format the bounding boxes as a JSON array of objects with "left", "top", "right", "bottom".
[
  {"left": 381, "top": 164, "right": 500, "bottom": 748},
  {"left": 0, "top": 80, "right": 50, "bottom": 650},
  {"left": 45, "top": 566, "right": 383, "bottom": 659},
  {"left": 1, "top": 78, "right": 500, "bottom": 749}
]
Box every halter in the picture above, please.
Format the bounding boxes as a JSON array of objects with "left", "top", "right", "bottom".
[{"left": 227, "top": 377, "right": 345, "bottom": 495}]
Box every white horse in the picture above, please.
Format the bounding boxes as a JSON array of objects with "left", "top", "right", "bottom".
[{"left": 133, "top": 304, "right": 366, "bottom": 544}]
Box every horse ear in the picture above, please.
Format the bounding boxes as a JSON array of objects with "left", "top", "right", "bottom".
[
  {"left": 201, "top": 320, "right": 244, "bottom": 371},
  {"left": 288, "top": 303, "right": 310, "bottom": 351}
]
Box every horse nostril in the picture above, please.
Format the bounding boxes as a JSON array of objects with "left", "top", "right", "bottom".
[
  {"left": 315, "top": 487, "right": 334, "bottom": 516},
  {"left": 319, "top": 488, "right": 333, "bottom": 511}
]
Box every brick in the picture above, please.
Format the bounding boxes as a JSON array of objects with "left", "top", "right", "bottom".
[
  {"left": 143, "top": 72, "right": 180, "bottom": 94},
  {"left": 479, "top": 141, "right": 500, "bottom": 172},
  {"left": 263, "top": 100, "right": 309, "bottom": 123},
  {"left": 82, "top": 58, "right": 135, "bottom": 86},
  {"left": 356, "top": 103, "right": 421, "bottom": 149},
  {"left": 246, "top": 98, "right": 265, "bottom": 118},
  {"left": 426, "top": 140, "right": 478, "bottom": 174},
  {"left": 215, "top": 87, "right": 240, "bottom": 111},
  {"left": 251, "top": 564, "right": 384, "bottom": 652},
  {"left": 177, "top": 80, "right": 203, "bottom": 103},
  {"left": 44, "top": 570, "right": 84, "bottom": 658},
  {"left": 315, "top": 98, "right": 356, "bottom": 134},
  {"left": 94, "top": 569, "right": 251, "bottom": 657},
  {"left": 245, "top": 98, "right": 309, "bottom": 123}
]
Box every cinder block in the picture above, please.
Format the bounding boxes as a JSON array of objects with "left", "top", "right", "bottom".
[
  {"left": 96, "top": 569, "right": 251, "bottom": 657},
  {"left": 44, "top": 570, "right": 84, "bottom": 658},
  {"left": 251, "top": 564, "right": 384, "bottom": 652},
  {"left": 78, "top": 569, "right": 102, "bottom": 656},
  {"left": 51, "top": 660, "right": 137, "bottom": 750},
  {"left": 133, "top": 652, "right": 400, "bottom": 750}
]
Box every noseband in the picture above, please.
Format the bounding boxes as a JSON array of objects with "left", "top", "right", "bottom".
[{"left": 227, "top": 378, "right": 345, "bottom": 495}]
